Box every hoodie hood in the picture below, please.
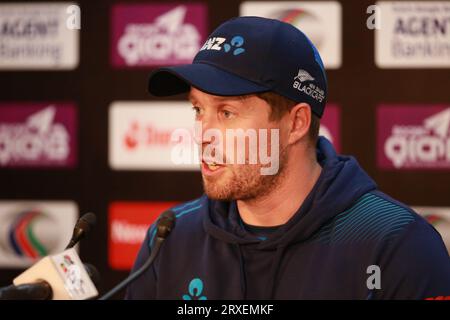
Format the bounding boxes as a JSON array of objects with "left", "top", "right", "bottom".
[{"left": 203, "top": 136, "right": 378, "bottom": 250}]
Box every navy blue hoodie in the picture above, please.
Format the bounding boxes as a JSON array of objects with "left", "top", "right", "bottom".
[{"left": 125, "top": 137, "right": 450, "bottom": 300}]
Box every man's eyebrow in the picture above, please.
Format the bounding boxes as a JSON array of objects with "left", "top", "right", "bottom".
[{"left": 189, "top": 93, "right": 246, "bottom": 105}]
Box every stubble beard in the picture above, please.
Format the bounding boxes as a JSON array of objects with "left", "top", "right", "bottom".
[{"left": 202, "top": 147, "right": 289, "bottom": 202}]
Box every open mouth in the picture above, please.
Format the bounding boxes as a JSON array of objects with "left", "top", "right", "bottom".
[
  {"left": 201, "top": 160, "right": 225, "bottom": 175},
  {"left": 206, "top": 162, "right": 220, "bottom": 171}
]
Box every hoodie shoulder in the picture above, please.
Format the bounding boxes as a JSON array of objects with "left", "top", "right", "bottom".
[
  {"left": 171, "top": 196, "right": 206, "bottom": 220},
  {"left": 146, "top": 195, "right": 207, "bottom": 249},
  {"left": 313, "top": 191, "right": 418, "bottom": 245}
]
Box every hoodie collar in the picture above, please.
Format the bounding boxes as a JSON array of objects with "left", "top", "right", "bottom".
[{"left": 203, "top": 137, "right": 378, "bottom": 250}]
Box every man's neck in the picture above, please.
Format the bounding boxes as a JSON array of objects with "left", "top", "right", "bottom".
[{"left": 237, "top": 150, "right": 322, "bottom": 227}]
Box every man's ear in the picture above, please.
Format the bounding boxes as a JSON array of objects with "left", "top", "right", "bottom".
[{"left": 287, "top": 103, "right": 311, "bottom": 145}]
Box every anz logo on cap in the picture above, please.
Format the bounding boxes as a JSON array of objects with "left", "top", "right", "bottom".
[{"left": 199, "top": 36, "right": 245, "bottom": 56}]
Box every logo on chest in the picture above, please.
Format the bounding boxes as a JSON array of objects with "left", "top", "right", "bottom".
[{"left": 182, "top": 277, "right": 207, "bottom": 300}]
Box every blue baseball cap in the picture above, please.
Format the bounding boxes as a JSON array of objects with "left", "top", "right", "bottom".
[{"left": 148, "top": 16, "right": 328, "bottom": 118}]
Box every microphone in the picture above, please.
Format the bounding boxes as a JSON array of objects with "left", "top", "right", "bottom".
[
  {"left": 66, "top": 212, "right": 97, "bottom": 249},
  {"left": 0, "top": 281, "right": 52, "bottom": 300},
  {"left": 99, "top": 210, "right": 176, "bottom": 300},
  {"left": 0, "top": 264, "right": 100, "bottom": 300},
  {"left": 9, "top": 248, "right": 99, "bottom": 300}
]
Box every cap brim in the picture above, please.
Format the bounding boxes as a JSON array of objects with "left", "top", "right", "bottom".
[{"left": 148, "top": 63, "right": 270, "bottom": 97}]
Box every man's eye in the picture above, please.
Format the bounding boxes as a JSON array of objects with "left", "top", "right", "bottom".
[
  {"left": 192, "top": 106, "right": 201, "bottom": 115},
  {"left": 222, "top": 110, "right": 233, "bottom": 118}
]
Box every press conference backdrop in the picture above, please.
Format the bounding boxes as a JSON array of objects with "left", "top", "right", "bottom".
[{"left": 0, "top": 0, "right": 449, "bottom": 299}]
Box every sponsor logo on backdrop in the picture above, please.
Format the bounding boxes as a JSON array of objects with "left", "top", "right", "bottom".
[
  {"left": 377, "top": 105, "right": 450, "bottom": 169},
  {"left": 0, "top": 103, "right": 77, "bottom": 168},
  {"left": 111, "top": 4, "right": 207, "bottom": 67},
  {"left": 413, "top": 206, "right": 450, "bottom": 254},
  {"left": 108, "top": 202, "right": 179, "bottom": 270},
  {"left": 240, "top": 1, "right": 342, "bottom": 69},
  {"left": 375, "top": 1, "right": 450, "bottom": 68},
  {"left": 320, "top": 104, "right": 341, "bottom": 152},
  {"left": 109, "top": 101, "right": 199, "bottom": 170},
  {"left": 0, "top": 2, "right": 79, "bottom": 70},
  {"left": 0, "top": 201, "right": 77, "bottom": 268}
]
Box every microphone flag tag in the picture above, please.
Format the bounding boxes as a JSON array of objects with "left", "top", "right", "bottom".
[
  {"left": 13, "top": 248, "right": 98, "bottom": 300},
  {"left": 52, "top": 249, "right": 98, "bottom": 300}
]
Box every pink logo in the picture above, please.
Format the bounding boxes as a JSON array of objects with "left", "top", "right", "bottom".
[
  {"left": 377, "top": 105, "right": 450, "bottom": 169},
  {"left": 320, "top": 104, "right": 341, "bottom": 152},
  {"left": 0, "top": 103, "right": 77, "bottom": 168},
  {"left": 111, "top": 4, "right": 208, "bottom": 67}
]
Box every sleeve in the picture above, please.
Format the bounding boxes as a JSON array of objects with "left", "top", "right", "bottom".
[
  {"left": 124, "top": 224, "right": 157, "bottom": 300},
  {"left": 377, "top": 218, "right": 450, "bottom": 300}
]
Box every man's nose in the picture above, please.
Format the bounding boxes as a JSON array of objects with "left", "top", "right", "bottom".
[{"left": 194, "top": 113, "right": 218, "bottom": 145}]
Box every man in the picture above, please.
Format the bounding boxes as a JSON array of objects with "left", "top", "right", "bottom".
[{"left": 125, "top": 17, "right": 450, "bottom": 299}]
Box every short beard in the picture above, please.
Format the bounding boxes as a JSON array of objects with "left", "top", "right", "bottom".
[{"left": 202, "top": 147, "right": 289, "bottom": 202}]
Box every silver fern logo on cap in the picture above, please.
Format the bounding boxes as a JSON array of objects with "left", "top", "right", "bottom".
[{"left": 294, "top": 69, "right": 315, "bottom": 82}]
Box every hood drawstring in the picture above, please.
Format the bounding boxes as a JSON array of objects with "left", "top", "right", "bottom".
[
  {"left": 264, "top": 245, "right": 287, "bottom": 299},
  {"left": 236, "top": 244, "right": 247, "bottom": 299}
]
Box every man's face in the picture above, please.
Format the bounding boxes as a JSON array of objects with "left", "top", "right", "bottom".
[{"left": 189, "top": 87, "right": 289, "bottom": 201}]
